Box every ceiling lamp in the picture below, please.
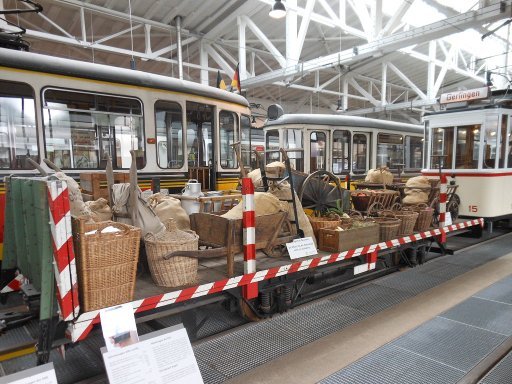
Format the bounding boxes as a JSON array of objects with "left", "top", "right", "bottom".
[{"left": 269, "top": 0, "right": 286, "bottom": 19}]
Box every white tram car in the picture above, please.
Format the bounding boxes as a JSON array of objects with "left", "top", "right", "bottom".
[
  {"left": 263, "top": 105, "right": 424, "bottom": 183},
  {"left": 423, "top": 89, "right": 512, "bottom": 221}
]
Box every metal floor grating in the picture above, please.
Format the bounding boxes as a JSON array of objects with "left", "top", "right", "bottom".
[
  {"left": 478, "top": 350, "right": 512, "bottom": 384},
  {"left": 324, "top": 274, "right": 512, "bottom": 384}
]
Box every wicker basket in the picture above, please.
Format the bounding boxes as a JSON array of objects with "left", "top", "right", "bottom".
[
  {"left": 144, "top": 220, "right": 199, "bottom": 288},
  {"left": 308, "top": 216, "right": 341, "bottom": 242},
  {"left": 412, "top": 204, "right": 434, "bottom": 232},
  {"left": 372, "top": 217, "right": 401, "bottom": 242},
  {"left": 73, "top": 218, "right": 141, "bottom": 312},
  {"left": 350, "top": 192, "right": 371, "bottom": 212},
  {"left": 393, "top": 211, "right": 419, "bottom": 236}
]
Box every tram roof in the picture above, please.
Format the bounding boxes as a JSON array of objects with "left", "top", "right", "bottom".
[
  {"left": 264, "top": 114, "right": 423, "bottom": 134},
  {"left": 0, "top": 48, "right": 249, "bottom": 108}
]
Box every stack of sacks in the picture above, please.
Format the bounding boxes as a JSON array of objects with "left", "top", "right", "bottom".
[
  {"left": 221, "top": 192, "right": 288, "bottom": 220},
  {"left": 265, "top": 161, "right": 286, "bottom": 178},
  {"left": 365, "top": 168, "right": 394, "bottom": 185},
  {"left": 402, "top": 176, "right": 430, "bottom": 205},
  {"left": 247, "top": 168, "right": 263, "bottom": 188},
  {"left": 147, "top": 193, "right": 190, "bottom": 230},
  {"left": 267, "top": 182, "right": 316, "bottom": 247},
  {"left": 85, "top": 198, "right": 112, "bottom": 222},
  {"left": 54, "top": 172, "right": 92, "bottom": 217}
]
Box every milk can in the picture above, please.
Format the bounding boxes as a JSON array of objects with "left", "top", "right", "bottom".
[{"left": 181, "top": 179, "right": 204, "bottom": 214}]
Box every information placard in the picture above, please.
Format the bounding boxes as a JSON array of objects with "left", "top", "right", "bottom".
[
  {"left": 102, "top": 324, "right": 203, "bottom": 384},
  {"left": 445, "top": 212, "right": 453, "bottom": 226},
  {"left": 286, "top": 237, "right": 318, "bottom": 259},
  {"left": 100, "top": 303, "right": 139, "bottom": 352},
  {"left": 0, "top": 363, "right": 58, "bottom": 384}
]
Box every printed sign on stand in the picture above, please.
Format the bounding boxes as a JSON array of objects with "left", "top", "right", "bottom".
[
  {"left": 286, "top": 237, "right": 318, "bottom": 259},
  {"left": 100, "top": 303, "right": 139, "bottom": 352},
  {"left": 102, "top": 324, "right": 203, "bottom": 384},
  {"left": 445, "top": 212, "right": 453, "bottom": 226},
  {"left": 0, "top": 363, "right": 58, "bottom": 384}
]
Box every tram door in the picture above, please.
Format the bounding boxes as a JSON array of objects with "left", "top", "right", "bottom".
[
  {"left": 352, "top": 132, "right": 370, "bottom": 175},
  {"left": 186, "top": 102, "right": 215, "bottom": 190},
  {"left": 308, "top": 130, "right": 329, "bottom": 172}
]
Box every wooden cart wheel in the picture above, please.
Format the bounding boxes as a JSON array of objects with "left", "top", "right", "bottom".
[
  {"left": 448, "top": 194, "right": 460, "bottom": 220},
  {"left": 390, "top": 202, "right": 402, "bottom": 211},
  {"left": 298, "top": 170, "right": 344, "bottom": 215}
]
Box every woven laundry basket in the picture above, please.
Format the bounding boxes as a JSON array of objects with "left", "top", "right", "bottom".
[
  {"left": 73, "top": 218, "right": 141, "bottom": 312},
  {"left": 308, "top": 216, "right": 341, "bottom": 243},
  {"left": 371, "top": 217, "right": 401, "bottom": 242},
  {"left": 411, "top": 204, "right": 434, "bottom": 232},
  {"left": 144, "top": 220, "right": 199, "bottom": 288}
]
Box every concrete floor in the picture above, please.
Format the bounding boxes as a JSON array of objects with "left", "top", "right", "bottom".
[{"left": 226, "top": 242, "right": 512, "bottom": 384}]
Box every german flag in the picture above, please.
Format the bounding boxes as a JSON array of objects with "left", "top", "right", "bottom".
[
  {"left": 216, "top": 70, "right": 227, "bottom": 90},
  {"left": 231, "top": 63, "right": 241, "bottom": 93}
]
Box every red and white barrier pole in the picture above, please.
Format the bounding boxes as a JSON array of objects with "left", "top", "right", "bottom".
[
  {"left": 0, "top": 273, "right": 25, "bottom": 294},
  {"left": 242, "top": 177, "right": 258, "bottom": 299},
  {"left": 438, "top": 174, "right": 447, "bottom": 243}
]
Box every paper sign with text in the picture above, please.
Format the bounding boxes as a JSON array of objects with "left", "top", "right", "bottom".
[
  {"left": 100, "top": 303, "right": 139, "bottom": 352},
  {"left": 286, "top": 237, "right": 318, "bottom": 259},
  {"left": 445, "top": 212, "right": 452, "bottom": 226},
  {"left": 102, "top": 324, "right": 203, "bottom": 384},
  {"left": 0, "top": 363, "right": 58, "bottom": 384}
]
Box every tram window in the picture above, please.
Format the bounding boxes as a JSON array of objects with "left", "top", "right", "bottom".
[
  {"left": 332, "top": 130, "right": 350, "bottom": 174},
  {"left": 283, "top": 128, "right": 304, "bottom": 172},
  {"left": 352, "top": 134, "right": 367, "bottom": 174},
  {"left": 241, "top": 115, "right": 252, "bottom": 169},
  {"left": 265, "top": 129, "right": 280, "bottom": 164},
  {"left": 454, "top": 125, "right": 480, "bottom": 169},
  {"left": 43, "top": 89, "right": 144, "bottom": 169},
  {"left": 431, "top": 127, "right": 454, "bottom": 169},
  {"left": 498, "top": 115, "right": 508, "bottom": 168},
  {"left": 484, "top": 116, "right": 498, "bottom": 169},
  {"left": 405, "top": 136, "right": 423, "bottom": 170},
  {"left": 377, "top": 133, "right": 403, "bottom": 169},
  {"left": 0, "top": 81, "right": 38, "bottom": 169},
  {"left": 219, "top": 111, "right": 238, "bottom": 169},
  {"left": 155, "top": 101, "right": 183, "bottom": 169},
  {"left": 310, "top": 131, "right": 326, "bottom": 172}
]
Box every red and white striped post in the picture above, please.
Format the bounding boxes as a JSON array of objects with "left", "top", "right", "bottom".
[
  {"left": 438, "top": 174, "right": 448, "bottom": 243},
  {"left": 0, "top": 273, "right": 25, "bottom": 294},
  {"left": 241, "top": 177, "right": 258, "bottom": 299},
  {"left": 47, "top": 179, "right": 80, "bottom": 321}
]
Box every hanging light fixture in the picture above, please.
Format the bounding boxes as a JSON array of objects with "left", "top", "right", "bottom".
[{"left": 269, "top": 0, "right": 286, "bottom": 19}]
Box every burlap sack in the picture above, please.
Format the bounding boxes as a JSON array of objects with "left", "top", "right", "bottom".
[
  {"left": 365, "top": 168, "right": 394, "bottom": 185},
  {"left": 265, "top": 161, "right": 286, "bottom": 178},
  {"left": 147, "top": 193, "right": 190, "bottom": 230},
  {"left": 268, "top": 182, "right": 316, "bottom": 247},
  {"left": 403, "top": 176, "right": 431, "bottom": 205},
  {"left": 247, "top": 168, "right": 263, "bottom": 188},
  {"left": 221, "top": 192, "right": 288, "bottom": 220},
  {"left": 54, "top": 172, "right": 91, "bottom": 217},
  {"left": 85, "top": 198, "right": 112, "bottom": 222}
]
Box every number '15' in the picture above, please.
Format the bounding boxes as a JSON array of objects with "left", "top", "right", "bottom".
[{"left": 468, "top": 205, "right": 478, "bottom": 213}]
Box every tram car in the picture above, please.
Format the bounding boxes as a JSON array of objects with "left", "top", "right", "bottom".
[
  {"left": 423, "top": 87, "right": 512, "bottom": 224},
  {"left": 0, "top": 47, "right": 264, "bottom": 258},
  {"left": 262, "top": 105, "right": 424, "bottom": 184}
]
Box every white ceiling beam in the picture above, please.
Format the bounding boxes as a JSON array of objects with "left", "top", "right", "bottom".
[
  {"left": 427, "top": 40, "right": 436, "bottom": 99},
  {"left": 341, "top": 98, "right": 438, "bottom": 116},
  {"left": 294, "top": 0, "right": 316, "bottom": 62},
  {"left": 244, "top": 2, "right": 511, "bottom": 88},
  {"left": 348, "top": 77, "right": 379, "bottom": 105},
  {"left": 93, "top": 24, "right": 142, "bottom": 46},
  {"left": 433, "top": 45, "right": 458, "bottom": 95},
  {"left": 203, "top": 44, "right": 235, "bottom": 76},
  {"left": 238, "top": 16, "right": 247, "bottom": 82},
  {"left": 387, "top": 62, "right": 428, "bottom": 100},
  {"left": 371, "top": 0, "right": 383, "bottom": 41},
  {"left": 377, "top": 0, "right": 413, "bottom": 39},
  {"left": 286, "top": 0, "right": 298, "bottom": 71},
  {"left": 149, "top": 36, "right": 197, "bottom": 60},
  {"left": 347, "top": 0, "right": 372, "bottom": 40},
  {"left": 242, "top": 15, "right": 286, "bottom": 68}
]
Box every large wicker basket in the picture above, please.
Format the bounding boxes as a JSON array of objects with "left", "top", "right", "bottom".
[
  {"left": 411, "top": 204, "right": 434, "bottom": 232},
  {"left": 393, "top": 211, "right": 419, "bottom": 236},
  {"left": 144, "top": 220, "right": 199, "bottom": 288},
  {"left": 371, "top": 217, "right": 401, "bottom": 242},
  {"left": 73, "top": 218, "right": 141, "bottom": 312}
]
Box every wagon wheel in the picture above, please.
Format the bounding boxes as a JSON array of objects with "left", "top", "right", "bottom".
[
  {"left": 448, "top": 194, "right": 461, "bottom": 221},
  {"left": 367, "top": 202, "right": 385, "bottom": 217},
  {"left": 298, "top": 170, "right": 343, "bottom": 215},
  {"left": 390, "top": 201, "right": 402, "bottom": 211}
]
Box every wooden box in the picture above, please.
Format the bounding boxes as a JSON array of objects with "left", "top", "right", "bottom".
[
  {"left": 80, "top": 172, "right": 130, "bottom": 201},
  {"left": 318, "top": 223, "right": 380, "bottom": 253}
]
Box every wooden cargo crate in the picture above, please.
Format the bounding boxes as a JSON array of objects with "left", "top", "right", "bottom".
[
  {"left": 318, "top": 223, "right": 380, "bottom": 253},
  {"left": 80, "top": 172, "right": 130, "bottom": 201}
]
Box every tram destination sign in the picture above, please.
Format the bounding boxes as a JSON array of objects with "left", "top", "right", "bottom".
[{"left": 440, "top": 87, "right": 488, "bottom": 104}]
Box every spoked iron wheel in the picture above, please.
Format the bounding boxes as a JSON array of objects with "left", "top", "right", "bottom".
[{"left": 298, "top": 170, "right": 344, "bottom": 214}]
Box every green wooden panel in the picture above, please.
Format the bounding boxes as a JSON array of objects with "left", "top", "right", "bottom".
[
  {"left": 11, "top": 178, "right": 30, "bottom": 276},
  {"left": 1, "top": 177, "right": 17, "bottom": 270},
  {"left": 34, "top": 181, "right": 55, "bottom": 320},
  {"left": 22, "top": 179, "right": 41, "bottom": 290}
]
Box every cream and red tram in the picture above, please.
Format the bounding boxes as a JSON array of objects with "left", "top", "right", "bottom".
[
  {"left": 263, "top": 107, "right": 424, "bottom": 186},
  {"left": 423, "top": 88, "right": 512, "bottom": 223}
]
